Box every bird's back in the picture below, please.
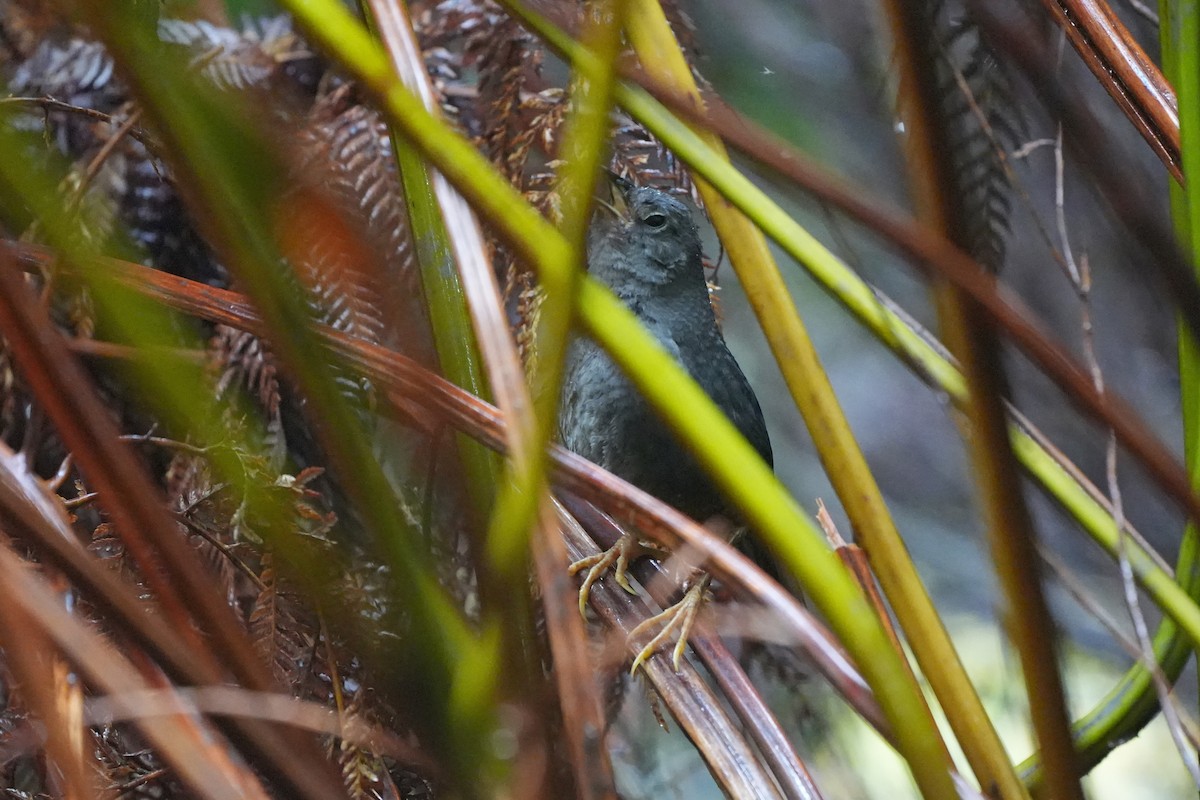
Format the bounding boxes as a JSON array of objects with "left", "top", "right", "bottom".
[{"left": 559, "top": 297, "right": 771, "bottom": 522}]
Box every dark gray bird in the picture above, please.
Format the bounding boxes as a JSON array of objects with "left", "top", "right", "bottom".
[
  {"left": 559, "top": 175, "right": 772, "bottom": 522},
  {"left": 559, "top": 176, "right": 774, "bottom": 669}
]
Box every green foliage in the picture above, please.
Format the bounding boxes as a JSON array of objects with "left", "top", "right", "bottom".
[{"left": 0, "top": 2, "right": 1198, "bottom": 798}]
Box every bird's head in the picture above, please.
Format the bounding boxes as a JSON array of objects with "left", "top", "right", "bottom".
[{"left": 587, "top": 173, "right": 705, "bottom": 291}]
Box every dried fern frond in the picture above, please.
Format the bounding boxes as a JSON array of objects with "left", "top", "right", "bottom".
[
  {"left": 120, "top": 135, "right": 228, "bottom": 284},
  {"left": 466, "top": 8, "right": 544, "bottom": 182},
  {"left": 295, "top": 86, "right": 431, "bottom": 362},
  {"left": 4, "top": 31, "right": 227, "bottom": 283},
  {"left": 7, "top": 36, "right": 123, "bottom": 154},
  {"left": 8, "top": 35, "right": 120, "bottom": 108},
  {"left": 157, "top": 16, "right": 316, "bottom": 98},
  {"left": 924, "top": 0, "right": 1022, "bottom": 272},
  {"left": 611, "top": 117, "right": 697, "bottom": 199},
  {"left": 250, "top": 555, "right": 318, "bottom": 691},
  {"left": 212, "top": 325, "right": 285, "bottom": 459}
]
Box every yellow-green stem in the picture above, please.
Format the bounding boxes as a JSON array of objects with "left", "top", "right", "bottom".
[
  {"left": 880, "top": 2, "right": 1081, "bottom": 797},
  {"left": 623, "top": 3, "right": 1015, "bottom": 796},
  {"left": 280, "top": 0, "right": 959, "bottom": 792}
]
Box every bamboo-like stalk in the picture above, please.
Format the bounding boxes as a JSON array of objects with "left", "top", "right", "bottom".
[
  {"left": 503, "top": 8, "right": 1200, "bottom": 663},
  {"left": 368, "top": 3, "right": 503, "bottom": 519},
  {"left": 362, "top": 3, "right": 565, "bottom": 792},
  {"left": 1162, "top": 0, "right": 1200, "bottom": 779},
  {"left": 881, "top": 3, "right": 1082, "bottom": 798},
  {"left": 1034, "top": 0, "right": 1181, "bottom": 179},
  {"left": 371, "top": 0, "right": 627, "bottom": 792},
  {"left": 619, "top": 5, "right": 1032, "bottom": 798},
  {"left": 1166, "top": 0, "right": 1200, "bottom": 768}
]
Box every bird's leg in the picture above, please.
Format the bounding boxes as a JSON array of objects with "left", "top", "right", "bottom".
[
  {"left": 628, "top": 572, "right": 712, "bottom": 673},
  {"left": 569, "top": 533, "right": 667, "bottom": 616}
]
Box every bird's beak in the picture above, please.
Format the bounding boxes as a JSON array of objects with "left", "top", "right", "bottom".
[{"left": 596, "top": 169, "right": 633, "bottom": 221}]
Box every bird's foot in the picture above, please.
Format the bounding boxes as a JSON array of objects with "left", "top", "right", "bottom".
[
  {"left": 628, "top": 574, "right": 712, "bottom": 673},
  {"left": 569, "top": 533, "right": 667, "bottom": 616}
]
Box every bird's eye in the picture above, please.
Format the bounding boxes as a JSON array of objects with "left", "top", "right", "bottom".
[{"left": 643, "top": 212, "right": 667, "bottom": 229}]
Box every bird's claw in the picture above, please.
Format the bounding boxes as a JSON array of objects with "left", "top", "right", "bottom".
[
  {"left": 569, "top": 533, "right": 666, "bottom": 617},
  {"left": 628, "top": 575, "right": 712, "bottom": 673}
]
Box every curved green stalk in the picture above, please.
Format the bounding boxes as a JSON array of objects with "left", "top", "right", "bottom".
[
  {"left": 1169, "top": 0, "right": 1200, "bottom": 720},
  {"left": 392, "top": 140, "right": 501, "bottom": 515},
  {"left": 511, "top": 5, "right": 1200, "bottom": 781},
  {"left": 389, "top": 77, "right": 517, "bottom": 791},
  {"left": 279, "top": 0, "right": 958, "bottom": 794},
  {"left": 361, "top": 6, "right": 516, "bottom": 774},
  {"left": 621, "top": 4, "right": 1032, "bottom": 796},
  {"left": 482, "top": 0, "right": 625, "bottom": 595},
  {"left": 511, "top": 12, "right": 1200, "bottom": 654}
]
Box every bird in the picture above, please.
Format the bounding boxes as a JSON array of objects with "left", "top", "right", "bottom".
[{"left": 558, "top": 173, "right": 773, "bottom": 670}]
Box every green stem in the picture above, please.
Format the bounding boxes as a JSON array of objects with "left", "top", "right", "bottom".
[
  {"left": 279, "top": 0, "right": 958, "bottom": 793},
  {"left": 506, "top": 0, "right": 1200, "bottom": 658},
  {"left": 624, "top": 2, "right": 978, "bottom": 795}
]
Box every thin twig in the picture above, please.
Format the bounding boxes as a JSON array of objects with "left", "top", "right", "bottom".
[
  {"left": 110, "top": 768, "right": 168, "bottom": 799},
  {"left": 118, "top": 432, "right": 212, "bottom": 456},
  {"left": 63, "top": 491, "right": 99, "bottom": 510},
  {"left": 1011, "top": 138, "right": 1057, "bottom": 159},
  {"left": 1056, "top": 115, "right": 1200, "bottom": 779},
  {"left": 0, "top": 97, "right": 157, "bottom": 150},
  {"left": 175, "top": 513, "right": 266, "bottom": 593},
  {"left": 1053, "top": 126, "right": 1082, "bottom": 287}
]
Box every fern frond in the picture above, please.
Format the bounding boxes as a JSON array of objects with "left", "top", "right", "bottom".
[
  {"left": 249, "top": 555, "right": 317, "bottom": 690},
  {"left": 157, "top": 17, "right": 313, "bottom": 97},
  {"left": 297, "top": 89, "right": 425, "bottom": 355},
  {"left": 924, "top": 0, "right": 1021, "bottom": 272}
]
